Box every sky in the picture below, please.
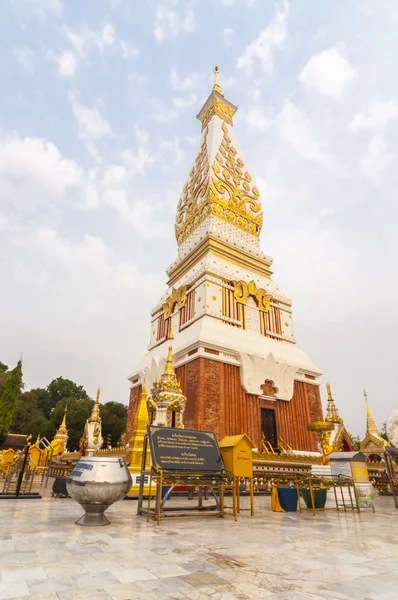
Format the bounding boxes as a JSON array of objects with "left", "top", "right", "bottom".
[{"left": 0, "top": 0, "right": 397, "bottom": 437}]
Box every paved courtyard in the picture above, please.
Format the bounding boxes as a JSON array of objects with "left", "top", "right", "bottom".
[{"left": 0, "top": 492, "right": 398, "bottom": 600}]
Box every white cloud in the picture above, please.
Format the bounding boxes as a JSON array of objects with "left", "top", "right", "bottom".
[
  {"left": 0, "top": 134, "right": 82, "bottom": 196},
  {"left": 121, "top": 41, "right": 140, "bottom": 60},
  {"left": 223, "top": 28, "right": 234, "bottom": 47},
  {"left": 173, "top": 94, "right": 197, "bottom": 109},
  {"left": 9, "top": 0, "right": 62, "bottom": 19},
  {"left": 153, "top": 4, "right": 195, "bottom": 43},
  {"left": 64, "top": 24, "right": 115, "bottom": 56},
  {"left": 362, "top": 134, "right": 395, "bottom": 184},
  {"left": 13, "top": 47, "right": 35, "bottom": 75},
  {"left": 170, "top": 68, "right": 195, "bottom": 91},
  {"left": 134, "top": 125, "right": 149, "bottom": 145},
  {"left": 243, "top": 106, "right": 271, "bottom": 131},
  {"left": 160, "top": 137, "right": 185, "bottom": 164},
  {"left": 348, "top": 99, "right": 398, "bottom": 133},
  {"left": 54, "top": 50, "right": 77, "bottom": 76},
  {"left": 237, "top": 1, "right": 288, "bottom": 75},
  {"left": 121, "top": 147, "right": 155, "bottom": 174},
  {"left": 299, "top": 44, "right": 357, "bottom": 99},
  {"left": 275, "top": 101, "right": 328, "bottom": 161},
  {"left": 68, "top": 92, "right": 111, "bottom": 140}
]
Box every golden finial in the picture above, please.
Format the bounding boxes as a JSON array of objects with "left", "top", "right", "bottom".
[
  {"left": 213, "top": 63, "right": 224, "bottom": 96},
  {"left": 61, "top": 404, "right": 68, "bottom": 427},
  {"left": 36, "top": 432, "right": 40, "bottom": 445},
  {"left": 165, "top": 331, "right": 175, "bottom": 375},
  {"left": 326, "top": 382, "right": 332, "bottom": 400},
  {"left": 89, "top": 389, "right": 101, "bottom": 423}
]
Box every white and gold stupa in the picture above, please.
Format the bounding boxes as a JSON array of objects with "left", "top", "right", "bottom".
[{"left": 127, "top": 65, "right": 323, "bottom": 452}]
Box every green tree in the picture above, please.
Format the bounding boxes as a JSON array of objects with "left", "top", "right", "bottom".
[
  {"left": 11, "top": 390, "right": 51, "bottom": 441},
  {"left": 101, "top": 401, "right": 128, "bottom": 447},
  {"left": 352, "top": 435, "right": 361, "bottom": 450},
  {"left": 0, "top": 361, "right": 8, "bottom": 373},
  {"left": 0, "top": 360, "right": 23, "bottom": 443}
]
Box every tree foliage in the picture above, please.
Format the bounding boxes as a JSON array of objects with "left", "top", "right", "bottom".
[
  {"left": 0, "top": 360, "right": 23, "bottom": 443},
  {"left": 4, "top": 365, "right": 127, "bottom": 451},
  {"left": 0, "top": 361, "right": 8, "bottom": 373}
]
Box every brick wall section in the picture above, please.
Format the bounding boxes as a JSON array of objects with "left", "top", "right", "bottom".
[{"left": 125, "top": 357, "right": 324, "bottom": 452}]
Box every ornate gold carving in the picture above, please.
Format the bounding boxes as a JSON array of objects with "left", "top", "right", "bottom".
[
  {"left": 200, "top": 96, "right": 235, "bottom": 131},
  {"left": 175, "top": 122, "right": 263, "bottom": 246},
  {"left": 162, "top": 285, "right": 188, "bottom": 319},
  {"left": 232, "top": 280, "right": 272, "bottom": 312}
]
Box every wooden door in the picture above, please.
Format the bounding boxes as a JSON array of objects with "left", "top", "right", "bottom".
[{"left": 261, "top": 408, "right": 277, "bottom": 449}]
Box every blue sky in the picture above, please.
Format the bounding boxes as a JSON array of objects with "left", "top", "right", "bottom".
[{"left": 1, "top": 0, "right": 397, "bottom": 437}]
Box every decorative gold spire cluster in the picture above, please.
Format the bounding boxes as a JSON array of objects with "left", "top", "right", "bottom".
[
  {"left": 89, "top": 388, "right": 101, "bottom": 423},
  {"left": 53, "top": 405, "right": 68, "bottom": 451},
  {"left": 364, "top": 390, "right": 381, "bottom": 437},
  {"left": 55, "top": 405, "right": 68, "bottom": 437},
  {"left": 150, "top": 330, "right": 187, "bottom": 428},
  {"left": 325, "top": 382, "right": 343, "bottom": 424}
]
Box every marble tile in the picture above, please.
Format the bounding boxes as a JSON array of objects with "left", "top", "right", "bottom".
[
  {"left": 182, "top": 573, "right": 229, "bottom": 587},
  {"left": 111, "top": 567, "right": 157, "bottom": 583},
  {"left": 0, "top": 582, "right": 30, "bottom": 599},
  {"left": 2, "top": 566, "right": 47, "bottom": 583},
  {"left": 147, "top": 564, "right": 192, "bottom": 578},
  {"left": 75, "top": 572, "right": 120, "bottom": 588},
  {"left": 1, "top": 491, "right": 398, "bottom": 600},
  {"left": 27, "top": 576, "right": 76, "bottom": 595},
  {"left": 104, "top": 581, "right": 158, "bottom": 600},
  {"left": 57, "top": 588, "right": 113, "bottom": 600}
]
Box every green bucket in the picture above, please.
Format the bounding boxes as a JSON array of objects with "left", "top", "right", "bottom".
[{"left": 301, "top": 488, "right": 327, "bottom": 509}]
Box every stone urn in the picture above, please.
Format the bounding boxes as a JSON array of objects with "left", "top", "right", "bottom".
[{"left": 66, "top": 456, "right": 132, "bottom": 526}]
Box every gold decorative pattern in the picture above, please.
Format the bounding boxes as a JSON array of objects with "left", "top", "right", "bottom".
[
  {"left": 175, "top": 128, "right": 209, "bottom": 242},
  {"left": 200, "top": 96, "right": 235, "bottom": 131},
  {"left": 162, "top": 285, "right": 189, "bottom": 318},
  {"left": 232, "top": 280, "right": 272, "bottom": 313},
  {"left": 175, "top": 122, "right": 263, "bottom": 246}
]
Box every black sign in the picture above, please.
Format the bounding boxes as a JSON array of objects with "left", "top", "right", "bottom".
[{"left": 147, "top": 426, "right": 224, "bottom": 473}]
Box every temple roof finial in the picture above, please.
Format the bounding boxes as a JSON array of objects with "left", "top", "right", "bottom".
[
  {"left": 364, "top": 389, "right": 379, "bottom": 436},
  {"left": 213, "top": 63, "right": 224, "bottom": 96},
  {"left": 89, "top": 389, "right": 101, "bottom": 423},
  {"left": 325, "top": 382, "right": 342, "bottom": 424},
  {"left": 165, "top": 330, "right": 175, "bottom": 375}
]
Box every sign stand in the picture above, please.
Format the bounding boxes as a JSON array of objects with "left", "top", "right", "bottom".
[{"left": 137, "top": 426, "right": 230, "bottom": 525}]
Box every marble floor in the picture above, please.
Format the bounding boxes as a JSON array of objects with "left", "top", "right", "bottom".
[{"left": 0, "top": 491, "right": 398, "bottom": 600}]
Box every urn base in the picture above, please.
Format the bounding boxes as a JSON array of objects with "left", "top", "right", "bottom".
[{"left": 76, "top": 503, "right": 110, "bottom": 527}]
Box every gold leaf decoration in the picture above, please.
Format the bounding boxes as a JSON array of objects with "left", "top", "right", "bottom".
[
  {"left": 162, "top": 285, "right": 189, "bottom": 319},
  {"left": 232, "top": 280, "right": 272, "bottom": 313},
  {"left": 175, "top": 122, "right": 263, "bottom": 246}
]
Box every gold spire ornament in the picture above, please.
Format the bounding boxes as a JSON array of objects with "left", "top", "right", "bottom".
[
  {"left": 165, "top": 329, "right": 175, "bottom": 375},
  {"left": 89, "top": 388, "right": 101, "bottom": 423},
  {"left": 52, "top": 405, "right": 68, "bottom": 454},
  {"left": 213, "top": 63, "right": 224, "bottom": 96},
  {"left": 128, "top": 379, "right": 150, "bottom": 466},
  {"left": 364, "top": 390, "right": 381, "bottom": 437},
  {"left": 325, "top": 382, "right": 342, "bottom": 424}
]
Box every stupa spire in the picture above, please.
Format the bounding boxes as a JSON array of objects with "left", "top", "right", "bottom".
[
  {"left": 213, "top": 63, "right": 224, "bottom": 96},
  {"left": 364, "top": 389, "right": 379, "bottom": 436},
  {"left": 89, "top": 388, "right": 101, "bottom": 423},
  {"left": 165, "top": 329, "right": 175, "bottom": 375},
  {"left": 325, "top": 382, "right": 342, "bottom": 424}
]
